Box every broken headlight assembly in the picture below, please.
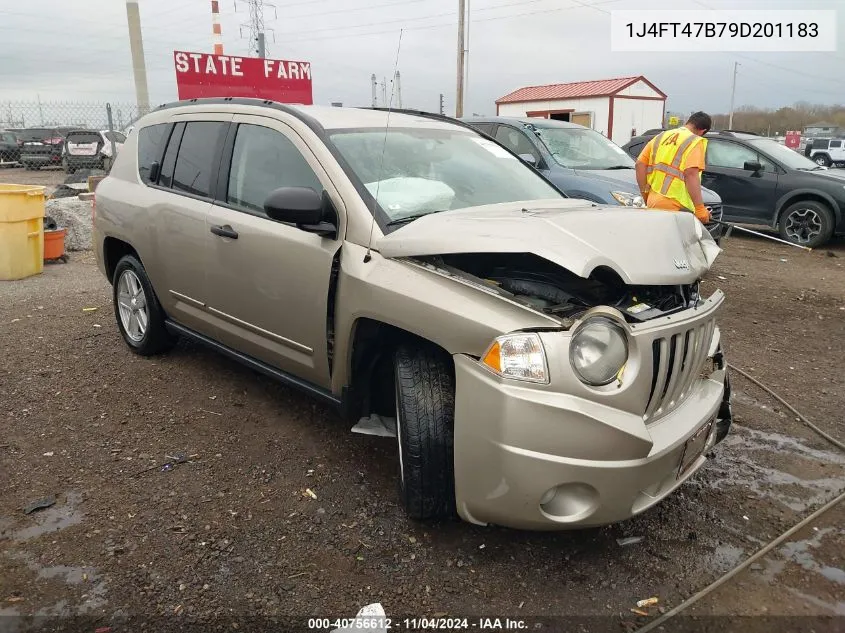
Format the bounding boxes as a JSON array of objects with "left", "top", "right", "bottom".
[
  {"left": 569, "top": 317, "right": 629, "bottom": 386},
  {"left": 482, "top": 333, "right": 549, "bottom": 384}
]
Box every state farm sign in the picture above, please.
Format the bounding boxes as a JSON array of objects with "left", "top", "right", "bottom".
[{"left": 173, "top": 50, "right": 313, "bottom": 104}]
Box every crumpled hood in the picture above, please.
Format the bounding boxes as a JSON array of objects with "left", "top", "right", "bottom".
[
  {"left": 570, "top": 168, "right": 722, "bottom": 204},
  {"left": 378, "top": 200, "right": 721, "bottom": 285}
]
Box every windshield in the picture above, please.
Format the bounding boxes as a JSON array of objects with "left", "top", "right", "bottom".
[
  {"left": 534, "top": 126, "right": 635, "bottom": 170},
  {"left": 329, "top": 127, "right": 562, "bottom": 224},
  {"left": 748, "top": 138, "right": 825, "bottom": 170}
]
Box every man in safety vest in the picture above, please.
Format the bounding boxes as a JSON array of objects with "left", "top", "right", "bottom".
[{"left": 635, "top": 111, "right": 712, "bottom": 224}]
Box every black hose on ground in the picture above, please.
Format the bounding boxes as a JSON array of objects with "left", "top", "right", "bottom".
[
  {"left": 728, "top": 363, "right": 845, "bottom": 452},
  {"left": 634, "top": 365, "right": 845, "bottom": 631}
]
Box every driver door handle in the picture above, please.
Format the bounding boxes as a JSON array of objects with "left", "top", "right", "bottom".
[{"left": 210, "top": 224, "right": 238, "bottom": 240}]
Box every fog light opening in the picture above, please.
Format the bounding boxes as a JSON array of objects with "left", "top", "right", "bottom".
[{"left": 539, "top": 482, "right": 600, "bottom": 523}]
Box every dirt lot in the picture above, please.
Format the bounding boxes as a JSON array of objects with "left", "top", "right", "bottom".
[{"left": 1, "top": 231, "right": 843, "bottom": 632}]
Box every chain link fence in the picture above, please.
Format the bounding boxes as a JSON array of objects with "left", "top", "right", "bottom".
[{"left": 0, "top": 101, "right": 144, "bottom": 169}]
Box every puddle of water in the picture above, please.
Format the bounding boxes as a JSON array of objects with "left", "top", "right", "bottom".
[
  {"left": 778, "top": 527, "right": 845, "bottom": 586},
  {"left": 8, "top": 491, "right": 83, "bottom": 543},
  {"left": 709, "top": 543, "right": 746, "bottom": 573},
  {"left": 706, "top": 425, "right": 845, "bottom": 512}
]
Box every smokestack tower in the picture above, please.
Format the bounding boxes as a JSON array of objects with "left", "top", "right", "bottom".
[
  {"left": 125, "top": 0, "right": 150, "bottom": 115},
  {"left": 211, "top": 0, "right": 224, "bottom": 55}
]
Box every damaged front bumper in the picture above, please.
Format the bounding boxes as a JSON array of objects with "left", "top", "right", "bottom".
[{"left": 452, "top": 292, "right": 732, "bottom": 531}]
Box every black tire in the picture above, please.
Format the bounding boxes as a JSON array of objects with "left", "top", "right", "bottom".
[
  {"left": 779, "top": 200, "right": 835, "bottom": 248},
  {"left": 112, "top": 254, "right": 176, "bottom": 356},
  {"left": 393, "top": 343, "right": 456, "bottom": 520},
  {"left": 814, "top": 154, "right": 832, "bottom": 167}
]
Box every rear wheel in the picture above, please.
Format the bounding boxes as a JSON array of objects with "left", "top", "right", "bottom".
[
  {"left": 779, "top": 200, "right": 834, "bottom": 248},
  {"left": 112, "top": 255, "right": 176, "bottom": 356},
  {"left": 814, "top": 154, "right": 832, "bottom": 167},
  {"left": 393, "top": 343, "right": 456, "bottom": 520}
]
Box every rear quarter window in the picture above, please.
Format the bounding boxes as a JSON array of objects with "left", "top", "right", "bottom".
[{"left": 138, "top": 123, "right": 171, "bottom": 183}]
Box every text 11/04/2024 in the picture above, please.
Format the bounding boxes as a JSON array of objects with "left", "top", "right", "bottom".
[{"left": 610, "top": 9, "right": 836, "bottom": 52}]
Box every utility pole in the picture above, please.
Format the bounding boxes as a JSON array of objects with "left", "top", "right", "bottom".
[
  {"left": 238, "top": 0, "right": 276, "bottom": 57},
  {"left": 456, "top": 0, "right": 466, "bottom": 117},
  {"left": 728, "top": 61, "right": 738, "bottom": 129},
  {"left": 125, "top": 0, "right": 150, "bottom": 115},
  {"left": 371, "top": 74, "right": 378, "bottom": 107},
  {"left": 439, "top": 93, "right": 445, "bottom": 115},
  {"left": 395, "top": 71, "right": 402, "bottom": 109},
  {"left": 37, "top": 94, "right": 44, "bottom": 126}
]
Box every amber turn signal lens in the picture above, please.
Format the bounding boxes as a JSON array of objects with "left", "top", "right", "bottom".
[{"left": 482, "top": 340, "right": 502, "bottom": 373}]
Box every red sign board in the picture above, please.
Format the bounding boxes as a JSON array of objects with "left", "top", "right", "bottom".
[
  {"left": 785, "top": 130, "right": 801, "bottom": 149},
  {"left": 174, "top": 50, "right": 313, "bottom": 104}
]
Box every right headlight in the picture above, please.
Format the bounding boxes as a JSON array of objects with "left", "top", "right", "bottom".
[{"left": 569, "top": 317, "right": 629, "bottom": 386}]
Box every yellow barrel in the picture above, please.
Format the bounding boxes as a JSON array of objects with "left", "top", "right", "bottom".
[{"left": 0, "top": 184, "right": 46, "bottom": 280}]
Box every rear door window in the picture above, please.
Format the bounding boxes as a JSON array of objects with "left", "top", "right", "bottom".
[
  {"left": 471, "top": 123, "right": 494, "bottom": 135},
  {"left": 172, "top": 122, "right": 227, "bottom": 199},
  {"left": 138, "top": 123, "right": 171, "bottom": 183}
]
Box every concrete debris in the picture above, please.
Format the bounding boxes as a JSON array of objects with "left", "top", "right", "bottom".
[{"left": 46, "top": 197, "right": 93, "bottom": 251}]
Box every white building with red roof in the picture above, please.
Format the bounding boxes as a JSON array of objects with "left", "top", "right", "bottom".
[{"left": 495, "top": 76, "right": 667, "bottom": 146}]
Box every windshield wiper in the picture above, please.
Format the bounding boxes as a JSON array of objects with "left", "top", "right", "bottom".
[{"left": 386, "top": 213, "right": 432, "bottom": 226}]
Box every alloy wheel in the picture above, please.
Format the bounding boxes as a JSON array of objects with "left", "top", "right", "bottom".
[
  {"left": 117, "top": 270, "right": 149, "bottom": 342},
  {"left": 784, "top": 208, "right": 823, "bottom": 245}
]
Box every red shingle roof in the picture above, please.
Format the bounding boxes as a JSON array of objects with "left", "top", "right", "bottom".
[{"left": 496, "top": 76, "right": 666, "bottom": 104}]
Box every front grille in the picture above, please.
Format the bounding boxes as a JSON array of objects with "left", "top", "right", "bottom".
[
  {"left": 644, "top": 318, "right": 716, "bottom": 422},
  {"left": 706, "top": 204, "right": 723, "bottom": 222}
]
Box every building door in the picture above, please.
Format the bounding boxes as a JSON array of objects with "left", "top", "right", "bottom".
[{"left": 571, "top": 112, "right": 592, "bottom": 127}]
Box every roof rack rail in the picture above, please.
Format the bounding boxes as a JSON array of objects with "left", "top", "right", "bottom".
[{"left": 717, "top": 129, "right": 759, "bottom": 136}]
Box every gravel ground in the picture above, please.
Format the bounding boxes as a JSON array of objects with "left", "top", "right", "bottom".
[
  {"left": 0, "top": 234, "right": 843, "bottom": 633},
  {"left": 0, "top": 166, "right": 66, "bottom": 190}
]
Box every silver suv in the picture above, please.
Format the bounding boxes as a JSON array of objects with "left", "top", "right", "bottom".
[{"left": 93, "top": 99, "right": 732, "bottom": 530}]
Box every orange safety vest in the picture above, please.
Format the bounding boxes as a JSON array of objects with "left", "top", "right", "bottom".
[{"left": 645, "top": 127, "right": 707, "bottom": 212}]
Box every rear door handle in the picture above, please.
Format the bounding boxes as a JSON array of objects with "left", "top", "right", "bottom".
[{"left": 210, "top": 224, "right": 238, "bottom": 239}]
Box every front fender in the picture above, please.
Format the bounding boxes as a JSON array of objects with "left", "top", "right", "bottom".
[
  {"left": 330, "top": 242, "right": 561, "bottom": 393},
  {"left": 772, "top": 189, "right": 842, "bottom": 228}
]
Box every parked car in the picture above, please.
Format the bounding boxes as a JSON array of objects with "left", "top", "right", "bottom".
[
  {"left": 623, "top": 130, "right": 845, "bottom": 247},
  {"left": 0, "top": 130, "right": 20, "bottom": 164},
  {"left": 63, "top": 129, "right": 126, "bottom": 173},
  {"left": 94, "top": 99, "right": 732, "bottom": 530},
  {"left": 462, "top": 117, "right": 725, "bottom": 242},
  {"left": 18, "top": 127, "right": 66, "bottom": 169},
  {"left": 803, "top": 137, "right": 845, "bottom": 168}
]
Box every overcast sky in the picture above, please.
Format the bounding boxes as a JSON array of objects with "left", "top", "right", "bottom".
[{"left": 0, "top": 0, "right": 841, "bottom": 117}]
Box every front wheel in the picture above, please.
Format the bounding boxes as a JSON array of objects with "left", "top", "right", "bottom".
[
  {"left": 112, "top": 255, "right": 176, "bottom": 356},
  {"left": 393, "top": 343, "right": 456, "bottom": 520},
  {"left": 779, "top": 201, "right": 834, "bottom": 248}
]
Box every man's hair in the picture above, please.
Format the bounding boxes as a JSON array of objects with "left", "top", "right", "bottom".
[{"left": 686, "top": 111, "right": 712, "bottom": 132}]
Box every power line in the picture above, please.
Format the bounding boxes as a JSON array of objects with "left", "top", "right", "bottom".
[
  {"left": 688, "top": 0, "right": 844, "bottom": 86},
  {"left": 279, "top": 0, "right": 622, "bottom": 42}
]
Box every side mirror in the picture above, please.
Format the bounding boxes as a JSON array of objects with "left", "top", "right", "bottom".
[
  {"left": 264, "top": 187, "right": 337, "bottom": 238},
  {"left": 743, "top": 161, "right": 762, "bottom": 172},
  {"left": 518, "top": 153, "right": 538, "bottom": 168}
]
